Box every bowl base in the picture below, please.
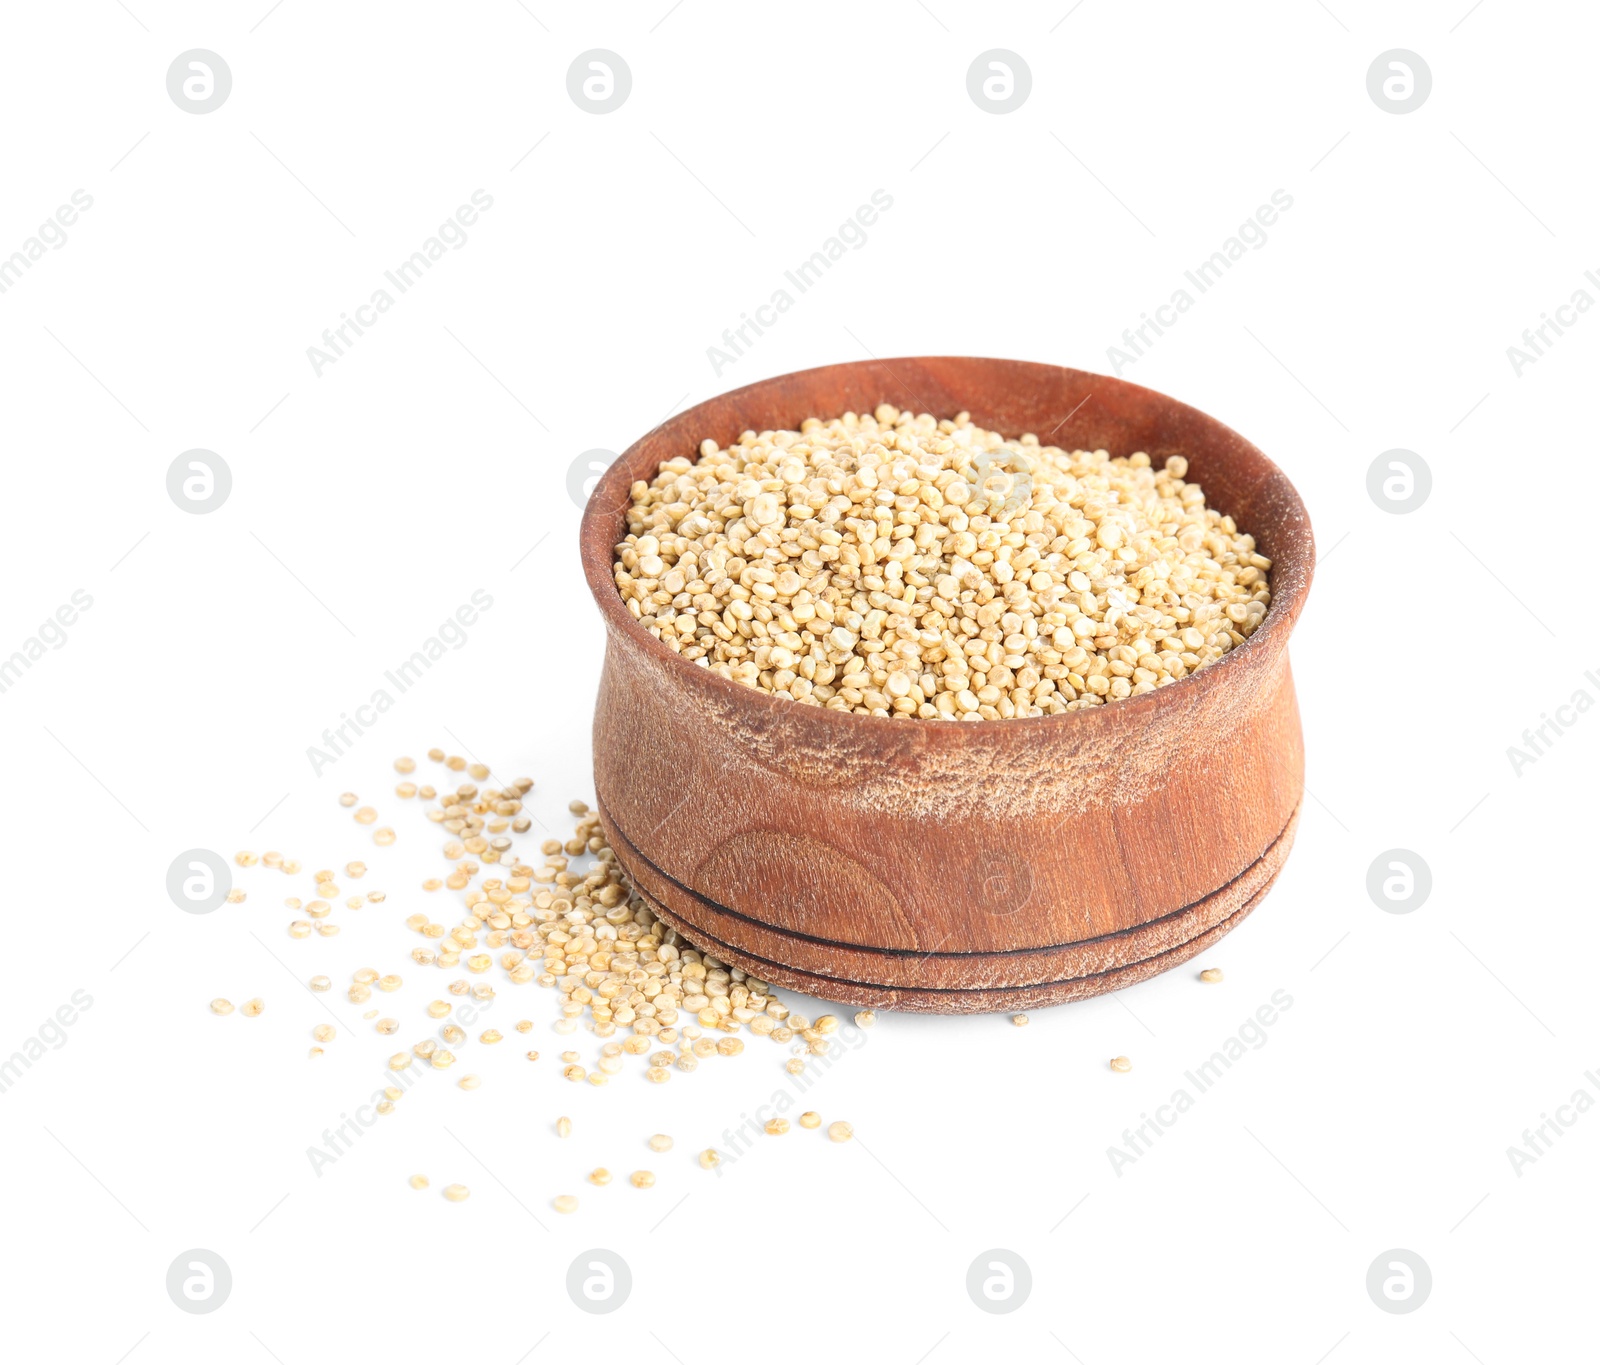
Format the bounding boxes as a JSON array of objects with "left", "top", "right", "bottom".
[{"left": 599, "top": 800, "right": 1299, "bottom": 1015}]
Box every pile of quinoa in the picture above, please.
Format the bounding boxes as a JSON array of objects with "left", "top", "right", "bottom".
[
  {"left": 613, "top": 405, "right": 1271, "bottom": 719},
  {"left": 217, "top": 753, "right": 868, "bottom": 1210}
]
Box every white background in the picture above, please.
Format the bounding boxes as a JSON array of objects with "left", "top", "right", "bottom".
[{"left": 1, "top": 1, "right": 1594, "bottom": 1361}]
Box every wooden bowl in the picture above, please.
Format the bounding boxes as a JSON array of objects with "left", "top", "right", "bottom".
[{"left": 580, "top": 357, "right": 1313, "bottom": 1013}]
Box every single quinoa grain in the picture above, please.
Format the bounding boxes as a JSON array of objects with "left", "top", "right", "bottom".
[
  {"left": 613, "top": 407, "right": 1270, "bottom": 718},
  {"left": 1110, "top": 1056, "right": 1132, "bottom": 1073}
]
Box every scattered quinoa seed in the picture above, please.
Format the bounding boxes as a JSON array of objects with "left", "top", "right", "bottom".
[
  {"left": 799, "top": 1112, "right": 821, "bottom": 1130},
  {"left": 1011, "top": 1014, "right": 1029, "bottom": 1026},
  {"left": 210, "top": 998, "right": 233, "bottom": 1015},
  {"left": 231, "top": 747, "right": 926, "bottom": 1213},
  {"left": 827, "top": 1121, "right": 854, "bottom": 1143},
  {"left": 1110, "top": 1056, "right": 1133, "bottom": 1073},
  {"left": 241, "top": 998, "right": 264, "bottom": 1017},
  {"left": 409, "top": 1174, "right": 428, "bottom": 1190},
  {"left": 1200, "top": 968, "right": 1224, "bottom": 984},
  {"left": 443, "top": 1184, "right": 470, "bottom": 1202}
]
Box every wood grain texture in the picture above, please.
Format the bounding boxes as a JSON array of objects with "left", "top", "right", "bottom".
[{"left": 580, "top": 357, "right": 1314, "bottom": 1013}]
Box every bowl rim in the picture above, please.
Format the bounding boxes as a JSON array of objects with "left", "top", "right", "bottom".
[{"left": 579, "top": 355, "right": 1314, "bottom": 736}]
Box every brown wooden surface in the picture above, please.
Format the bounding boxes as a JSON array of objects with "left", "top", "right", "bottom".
[{"left": 579, "top": 357, "right": 1314, "bottom": 1013}]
